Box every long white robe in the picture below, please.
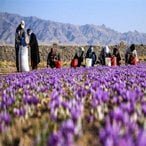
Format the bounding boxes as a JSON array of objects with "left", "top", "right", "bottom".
[{"left": 19, "top": 45, "right": 29, "bottom": 72}]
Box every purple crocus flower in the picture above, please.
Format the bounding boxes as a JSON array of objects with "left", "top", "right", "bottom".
[
  {"left": 137, "top": 130, "right": 146, "bottom": 146},
  {"left": 116, "top": 136, "right": 134, "bottom": 146},
  {"left": 61, "top": 119, "right": 75, "bottom": 135},
  {"left": 0, "top": 112, "right": 11, "bottom": 125},
  {"left": 48, "top": 132, "right": 61, "bottom": 146}
]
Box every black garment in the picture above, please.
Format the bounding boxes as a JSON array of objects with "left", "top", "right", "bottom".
[
  {"left": 125, "top": 44, "right": 137, "bottom": 65},
  {"left": 15, "top": 24, "right": 25, "bottom": 71},
  {"left": 86, "top": 47, "right": 97, "bottom": 66},
  {"left": 125, "top": 46, "right": 134, "bottom": 65},
  {"left": 15, "top": 45, "right": 19, "bottom": 72},
  {"left": 73, "top": 53, "right": 78, "bottom": 60},
  {"left": 47, "top": 49, "right": 57, "bottom": 68},
  {"left": 113, "top": 48, "right": 121, "bottom": 65},
  {"left": 73, "top": 51, "right": 84, "bottom": 67},
  {"left": 92, "top": 52, "right": 97, "bottom": 66},
  {"left": 125, "top": 52, "right": 130, "bottom": 64},
  {"left": 98, "top": 49, "right": 104, "bottom": 65},
  {"left": 78, "top": 52, "right": 84, "bottom": 67},
  {"left": 115, "top": 53, "right": 121, "bottom": 65},
  {"left": 99, "top": 49, "right": 111, "bottom": 65},
  {"left": 86, "top": 47, "right": 93, "bottom": 59},
  {"left": 29, "top": 33, "right": 40, "bottom": 69},
  {"left": 127, "top": 52, "right": 137, "bottom": 65}
]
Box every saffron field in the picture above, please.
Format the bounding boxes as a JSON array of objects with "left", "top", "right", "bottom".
[{"left": 0, "top": 64, "right": 146, "bottom": 146}]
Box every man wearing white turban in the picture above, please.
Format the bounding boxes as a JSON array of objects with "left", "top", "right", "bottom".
[{"left": 15, "top": 20, "right": 26, "bottom": 71}]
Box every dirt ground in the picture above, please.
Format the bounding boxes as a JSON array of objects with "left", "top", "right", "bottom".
[{"left": 0, "top": 61, "right": 71, "bottom": 75}]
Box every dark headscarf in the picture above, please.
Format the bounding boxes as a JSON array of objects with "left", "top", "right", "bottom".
[
  {"left": 130, "top": 44, "right": 135, "bottom": 52},
  {"left": 113, "top": 47, "right": 119, "bottom": 56},
  {"left": 86, "top": 46, "right": 93, "bottom": 58}
]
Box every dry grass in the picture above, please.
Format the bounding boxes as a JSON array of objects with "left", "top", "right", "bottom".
[
  {"left": 0, "top": 61, "right": 16, "bottom": 74},
  {"left": 0, "top": 56, "right": 146, "bottom": 74},
  {"left": 0, "top": 61, "right": 72, "bottom": 74},
  {"left": 0, "top": 113, "right": 50, "bottom": 146}
]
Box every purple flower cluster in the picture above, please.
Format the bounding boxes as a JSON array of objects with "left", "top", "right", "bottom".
[
  {"left": 0, "top": 112, "right": 11, "bottom": 132},
  {"left": 0, "top": 64, "right": 146, "bottom": 146}
]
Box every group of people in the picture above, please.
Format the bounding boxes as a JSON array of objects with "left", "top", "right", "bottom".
[
  {"left": 15, "top": 20, "right": 40, "bottom": 72},
  {"left": 70, "top": 44, "right": 138, "bottom": 67},
  {"left": 72, "top": 46, "right": 97, "bottom": 67},
  {"left": 15, "top": 20, "right": 138, "bottom": 72},
  {"left": 98, "top": 46, "right": 121, "bottom": 66}
]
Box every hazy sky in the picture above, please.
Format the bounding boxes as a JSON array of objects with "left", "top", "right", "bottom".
[{"left": 0, "top": 0, "right": 146, "bottom": 33}]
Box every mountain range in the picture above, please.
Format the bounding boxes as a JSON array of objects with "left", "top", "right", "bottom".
[{"left": 0, "top": 12, "right": 146, "bottom": 45}]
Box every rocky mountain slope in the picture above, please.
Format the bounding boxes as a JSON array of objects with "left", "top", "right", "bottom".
[{"left": 0, "top": 12, "right": 146, "bottom": 45}]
